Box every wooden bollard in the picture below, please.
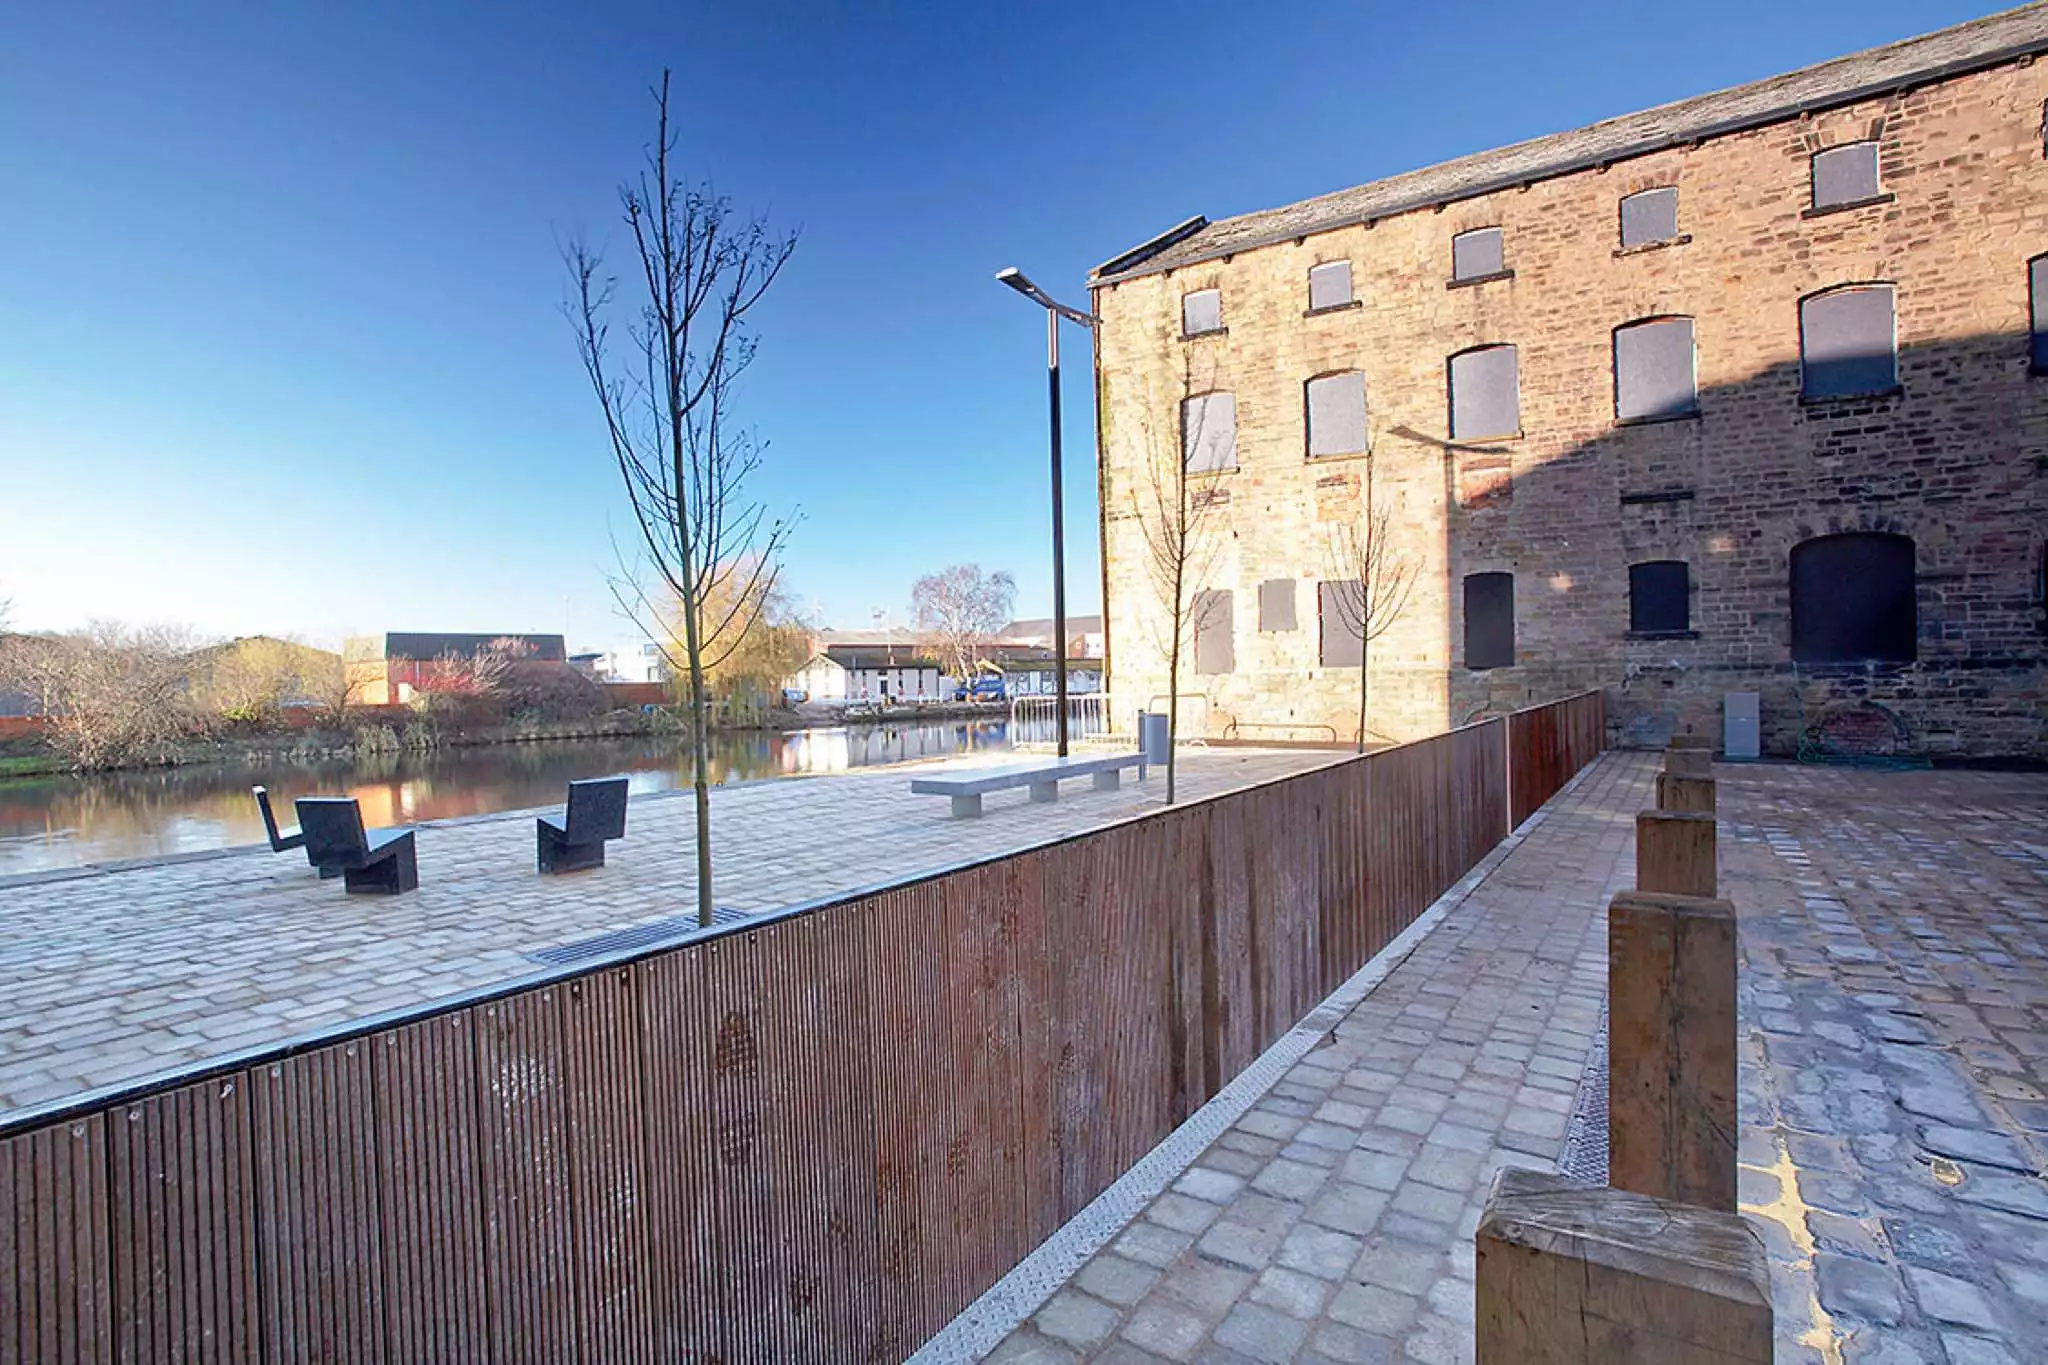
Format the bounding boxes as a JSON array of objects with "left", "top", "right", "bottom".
[
  {"left": 1664, "top": 746, "right": 1712, "bottom": 778},
  {"left": 1668, "top": 732, "right": 1715, "bottom": 751},
  {"left": 1608, "top": 890, "right": 1739, "bottom": 1211},
  {"left": 1656, "top": 771, "right": 1716, "bottom": 815},
  {"left": 1637, "top": 810, "right": 1715, "bottom": 898},
  {"left": 1476, "top": 1168, "right": 1771, "bottom": 1363}
]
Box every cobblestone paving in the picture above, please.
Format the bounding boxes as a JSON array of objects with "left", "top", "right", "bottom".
[
  {"left": 987, "top": 751, "right": 1649, "bottom": 1365},
  {"left": 1723, "top": 761, "right": 2048, "bottom": 1365},
  {"left": 986, "top": 754, "right": 2048, "bottom": 1365},
  {"left": 0, "top": 747, "right": 1330, "bottom": 1119}
]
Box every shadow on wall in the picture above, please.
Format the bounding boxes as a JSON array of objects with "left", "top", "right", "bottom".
[{"left": 1408, "top": 326, "right": 2045, "bottom": 760}]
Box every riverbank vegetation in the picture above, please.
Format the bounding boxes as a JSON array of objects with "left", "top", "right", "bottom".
[{"left": 0, "top": 625, "right": 789, "bottom": 775}]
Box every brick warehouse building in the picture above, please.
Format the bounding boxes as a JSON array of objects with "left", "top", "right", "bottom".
[{"left": 1090, "top": 5, "right": 2048, "bottom": 759}]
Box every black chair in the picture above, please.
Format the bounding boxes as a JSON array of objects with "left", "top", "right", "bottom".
[
  {"left": 295, "top": 797, "right": 419, "bottom": 895},
  {"left": 254, "top": 786, "right": 343, "bottom": 878},
  {"left": 252, "top": 786, "right": 304, "bottom": 851},
  {"left": 537, "top": 777, "right": 628, "bottom": 873}
]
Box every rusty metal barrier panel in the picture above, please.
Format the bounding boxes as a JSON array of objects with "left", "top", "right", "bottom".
[{"left": 1507, "top": 689, "right": 1607, "bottom": 829}]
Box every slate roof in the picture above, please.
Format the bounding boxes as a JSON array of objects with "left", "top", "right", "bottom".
[
  {"left": 1093, "top": 4, "right": 2048, "bottom": 284},
  {"left": 381, "top": 633, "right": 567, "bottom": 663}
]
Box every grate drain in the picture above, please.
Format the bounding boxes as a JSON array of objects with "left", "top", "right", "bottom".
[
  {"left": 527, "top": 905, "right": 752, "bottom": 967},
  {"left": 1556, "top": 1002, "right": 1611, "bottom": 1186}
]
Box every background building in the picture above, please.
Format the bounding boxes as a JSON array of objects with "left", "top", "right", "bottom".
[
  {"left": 343, "top": 632, "right": 567, "bottom": 706},
  {"left": 1091, "top": 6, "right": 2048, "bottom": 758}
]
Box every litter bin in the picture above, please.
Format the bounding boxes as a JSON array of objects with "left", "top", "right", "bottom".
[{"left": 1138, "top": 711, "right": 1170, "bottom": 774}]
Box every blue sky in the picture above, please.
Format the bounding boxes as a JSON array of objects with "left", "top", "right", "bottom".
[{"left": 0, "top": 0, "right": 1988, "bottom": 653}]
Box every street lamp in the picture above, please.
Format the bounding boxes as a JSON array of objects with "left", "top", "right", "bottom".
[{"left": 997, "top": 266, "right": 1097, "bottom": 758}]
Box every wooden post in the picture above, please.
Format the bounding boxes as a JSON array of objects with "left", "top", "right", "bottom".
[
  {"left": 1608, "top": 890, "right": 1739, "bottom": 1211},
  {"left": 1476, "top": 1168, "right": 1771, "bottom": 1363},
  {"left": 1655, "top": 772, "right": 1716, "bottom": 815},
  {"left": 1637, "top": 810, "right": 1715, "bottom": 898},
  {"left": 1664, "top": 746, "right": 1712, "bottom": 778},
  {"left": 1668, "top": 733, "right": 1715, "bottom": 751}
]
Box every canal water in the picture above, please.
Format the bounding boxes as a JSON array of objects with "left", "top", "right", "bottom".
[{"left": 0, "top": 717, "right": 1051, "bottom": 875}]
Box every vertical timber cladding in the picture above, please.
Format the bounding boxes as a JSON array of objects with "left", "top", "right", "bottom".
[
  {"left": 1508, "top": 690, "right": 1606, "bottom": 828},
  {"left": 110, "top": 1075, "right": 258, "bottom": 1365},
  {"left": 0, "top": 696, "right": 1601, "bottom": 1363},
  {"left": 1, "top": 1113, "right": 109, "bottom": 1365}
]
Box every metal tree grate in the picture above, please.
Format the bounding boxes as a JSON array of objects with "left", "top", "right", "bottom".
[{"left": 527, "top": 905, "right": 751, "bottom": 966}]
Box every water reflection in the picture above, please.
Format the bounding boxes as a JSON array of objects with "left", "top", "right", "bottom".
[{"left": 0, "top": 716, "right": 1081, "bottom": 874}]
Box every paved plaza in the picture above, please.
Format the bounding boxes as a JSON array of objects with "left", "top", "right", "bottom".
[
  {"left": 0, "top": 746, "right": 1331, "bottom": 1119},
  {"left": 984, "top": 752, "right": 2048, "bottom": 1364}
]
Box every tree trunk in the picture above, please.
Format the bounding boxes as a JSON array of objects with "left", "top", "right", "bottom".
[
  {"left": 688, "top": 654, "right": 714, "bottom": 926},
  {"left": 1357, "top": 637, "right": 1370, "bottom": 755},
  {"left": 1165, "top": 635, "right": 1180, "bottom": 805}
]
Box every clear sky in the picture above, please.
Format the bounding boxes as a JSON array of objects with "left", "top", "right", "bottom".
[{"left": 0, "top": 0, "right": 1991, "bottom": 654}]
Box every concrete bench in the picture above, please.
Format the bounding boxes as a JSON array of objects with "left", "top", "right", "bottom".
[{"left": 910, "top": 752, "right": 1145, "bottom": 818}]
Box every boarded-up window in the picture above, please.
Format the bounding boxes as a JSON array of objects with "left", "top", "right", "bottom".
[
  {"left": 1308, "top": 261, "right": 1353, "bottom": 311},
  {"left": 1452, "top": 227, "right": 1505, "bottom": 281},
  {"left": 1614, "top": 318, "right": 1697, "bottom": 420},
  {"left": 1464, "top": 572, "right": 1514, "bottom": 669},
  {"left": 1629, "top": 561, "right": 1690, "bottom": 633},
  {"left": 1193, "top": 589, "right": 1234, "bottom": 674},
  {"left": 1258, "top": 579, "right": 1297, "bottom": 632},
  {"left": 1812, "top": 142, "right": 1880, "bottom": 209},
  {"left": 1182, "top": 288, "right": 1222, "bottom": 336},
  {"left": 1449, "top": 345, "right": 1519, "bottom": 440},
  {"left": 1791, "top": 534, "right": 1915, "bottom": 663},
  {"left": 2032, "top": 256, "right": 2048, "bottom": 371},
  {"left": 1318, "top": 580, "right": 1365, "bottom": 667},
  {"left": 1306, "top": 372, "right": 1368, "bottom": 458},
  {"left": 1619, "top": 187, "right": 1679, "bottom": 248},
  {"left": 1801, "top": 285, "right": 1896, "bottom": 399},
  {"left": 1182, "top": 391, "right": 1238, "bottom": 472}
]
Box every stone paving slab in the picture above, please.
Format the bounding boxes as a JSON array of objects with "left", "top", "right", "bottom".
[
  {"left": 0, "top": 747, "right": 1332, "bottom": 1120},
  {"left": 985, "top": 749, "right": 1647, "bottom": 1364},
  {"left": 1722, "top": 761, "right": 2048, "bottom": 1365},
  {"left": 983, "top": 753, "right": 2048, "bottom": 1365}
]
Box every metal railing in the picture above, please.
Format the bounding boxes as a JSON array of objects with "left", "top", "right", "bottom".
[{"left": 1009, "top": 691, "right": 1107, "bottom": 739}]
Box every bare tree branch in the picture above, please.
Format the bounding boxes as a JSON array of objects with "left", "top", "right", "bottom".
[
  {"left": 1322, "top": 447, "right": 1417, "bottom": 753},
  {"left": 565, "top": 70, "right": 798, "bottom": 926}
]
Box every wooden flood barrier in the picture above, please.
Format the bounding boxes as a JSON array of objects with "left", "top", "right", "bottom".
[{"left": 2, "top": 695, "right": 1607, "bottom": 1363}]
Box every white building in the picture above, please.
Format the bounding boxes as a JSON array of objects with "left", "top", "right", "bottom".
[{"left": 789, "top": 632, "right": 951, "bottom": 704}]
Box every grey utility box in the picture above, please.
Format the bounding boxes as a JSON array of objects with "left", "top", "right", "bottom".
[
  {"left": 1724, "top": 692, "right": 1761, "bottom": 761},
  {"left": 1138, "top": 711, "right": 1171, "bottom": 767}
]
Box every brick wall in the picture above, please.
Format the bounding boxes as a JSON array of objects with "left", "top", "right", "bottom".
[{"left": 1093, "top": 57, "right": 2048, "bottom": 758}]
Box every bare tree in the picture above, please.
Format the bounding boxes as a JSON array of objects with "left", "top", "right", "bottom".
[
  {"left": 566, "top": 71, "right": 797, "bottom": 926},
  {"left": 1128, "top": 361, "right": 1227, "bottom": 803},
  {"left": 0, "top": 623, "right": 204, "bottom": 770},
  {"left": 1322, "top": 451, "right": 1417, "bottom": 754},
  {"left": 909, "top": 564, "right": 1017, "bottom": 688}
]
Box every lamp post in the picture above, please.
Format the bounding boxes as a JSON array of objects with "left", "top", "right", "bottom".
[{"left": 996, "top": 266, "right": 1097, "bottom": 759}]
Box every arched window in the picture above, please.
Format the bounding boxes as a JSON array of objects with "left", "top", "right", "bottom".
[
  {"left": 1448, "top": 345, "right": 1519, "bottom": 440},
  {"left": 1181, "top": 391, "right": 1237, "bottom": 472},
  {"left": 1811, "top": 141, "right": 1881, "bottom": 210},
  {"left": 1451, "top": 227, "right": 1506, "bottom": 282},
  {"left": 1306, "top": 371, "right": 1368, "bottom": 457},
  {"left": 1614, "top": 318, "right": 1697, "bottom": 420},
  {"left": 1308, "top": 261, "right": 1354, "bottom": 311},
  {"left": 1619, "top": 187, "right": 1679, "bottom": 248},
  {"left": 2030, "top": 255, "right": 2048, "bottom": 372},
  {"left": 1790, "top": 533, "right": 1916, "bottom": 663},
  {"left": 1800, "top": 285, "right": 1897, "bottom": 400}
]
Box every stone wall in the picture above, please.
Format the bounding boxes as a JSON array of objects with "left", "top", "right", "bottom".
[{"left": 1093, "top": 56, "right": 2047, "bottom": 758}]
